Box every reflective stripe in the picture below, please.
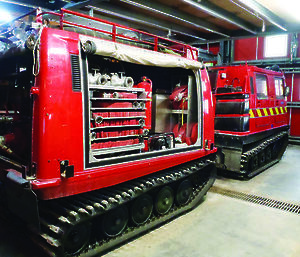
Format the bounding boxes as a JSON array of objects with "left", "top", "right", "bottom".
[
  {"left": 249, "top": 109, "right": 255, "bottom": 118},
  {"left": 256, "top": 109, "right": 262, "bottom": 117},
  {"left": 249, "top": 106, "right": 287, "bottom": 118}
]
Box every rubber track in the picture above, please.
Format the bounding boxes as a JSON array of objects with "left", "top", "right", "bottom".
[
  {"left": 240, "top": 131, "right": 288, "bottom": 178},
  {"left": 35, "top": 158, "right": 216, "bottom": 257},
  {"left": 211, "top": 186, "right": 300, "bottom": 215}
]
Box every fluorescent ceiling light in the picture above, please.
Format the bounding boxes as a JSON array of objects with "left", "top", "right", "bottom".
[
  {"left": 120, "top": 0, "right": 230, "bottom": 37},
  {"left": 238, "top": 0, "right": 287, "bottom": 31},
  {"left": 0, "top": 9, "right": 12, "bottom": 22},
  {"left": 183, "top": 0, "right": 256, "bottom": 34}
]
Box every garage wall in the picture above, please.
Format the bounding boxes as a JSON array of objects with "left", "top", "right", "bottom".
[
  {"left": 201, "top": 33, "right": 300, "bottom": 142},
  {"left": 285, "top": 73, "right": 300, "bottom": 139},
  {"left": 233, "top": 35, "right": 295, "bottom": 62}
]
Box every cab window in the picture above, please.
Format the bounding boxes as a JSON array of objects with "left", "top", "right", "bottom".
[
  {"left": 255, "top": 74, "right": 268, "bottom": 99},
  {"left": 274, "top": 77, "right": 284, "bottom": 99}
]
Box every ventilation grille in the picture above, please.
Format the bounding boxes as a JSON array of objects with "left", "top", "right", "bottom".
[
  {"left": 210, "top": 186, "right": 300, "bottom": 215},
  {"left": 70, "top": 55, "right": 81, "bottom": 92}
]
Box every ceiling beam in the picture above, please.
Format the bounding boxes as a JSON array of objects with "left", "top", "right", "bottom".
[
  {"left": 183, "top": 0, "right": 257, "bottom": 34},
  {"left": 0, "top": 0, "right": 64, "bottom": 10},
  {"left": 118, "top": 0, "right": 230, "bottom": 38},
  {"left": 86, "top": 4, "right": 206, "bottom": 41},
  {"left": 236, "top": 0, "right": 287, "bottom": 31}
]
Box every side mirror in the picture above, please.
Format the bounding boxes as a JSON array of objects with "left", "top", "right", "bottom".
[{"left": 284, "top": 86, "right": 290, "bottom": 97}]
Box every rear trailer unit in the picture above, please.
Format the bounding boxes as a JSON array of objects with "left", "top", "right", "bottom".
[
  {"left": 0, "top": 9, "right": 216, "bottom": 256},
  {"left": 209, "top": 65, "right": 289, "bottom": 178}
]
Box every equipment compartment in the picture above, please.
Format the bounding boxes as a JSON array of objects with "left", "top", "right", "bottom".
[{"left": 85, "top": 55, "right": 201, "bottom": 163}]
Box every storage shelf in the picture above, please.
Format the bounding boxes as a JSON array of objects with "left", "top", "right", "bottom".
[
  {"left": 91, "top": 107, "right": 146, "bottom": 111},
  {"left": 90, "top": 97, "right": 149, "bottom": 101},
  {"left": 171, "top": 110, "right": 188, "bottom": 114},
  {"left": 91, "top": 124, "right": 141, "bottom": 130},
  {"left": 91, "top": 134, "right": 140, "bottom": 142},
  {"left": 89, "top": 85, "right": 145, "bottom": 92},
  {"left": 92, "top": 143, "right": 144, "bottom": 155},
  {"left": 0, "top": 110, "right": 19, "bottom": 114},
  {"left": 91, "top": 116, "right": 146, "bottom": 120}
]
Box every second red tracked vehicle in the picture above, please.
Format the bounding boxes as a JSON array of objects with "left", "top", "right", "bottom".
[{"left": 209, "top": 64, "right": 289, "bottom": 178}]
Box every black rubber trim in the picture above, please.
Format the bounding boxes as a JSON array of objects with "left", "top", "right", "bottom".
[
  {"left": 81, "top": 52, "right": 90, "bottom": 168},
  {"left": 215, "top": 125, "right": 290, "bottom": 150},
  {"left": 216, "top": 100, "right": 249, "bottom": 114},
  {"left": 86, "top": 146, "right": 203, "bottom": 168},
  {"left": 215, "top": 116, "right": 249, "bottom": 132},
  {"left": 215, "top": 94, "right": 249, "bottom": 100},
  {"left": 70, "top": 54, "right": 81, "bottom": 92}
]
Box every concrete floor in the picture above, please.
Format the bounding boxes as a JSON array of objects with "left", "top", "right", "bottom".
[
  {"left": 105, "top": 144, "right": 300, "bottom": 257},
  {"left": 214, "top": 144, "right": 300, "bottom": 203},
  {"left": 0, "top": 144, "right": 300, "bottom": 257}
]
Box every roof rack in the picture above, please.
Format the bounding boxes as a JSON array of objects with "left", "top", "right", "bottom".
[{"left": 37, "top": 8, "right": 198, "bottom": 60}]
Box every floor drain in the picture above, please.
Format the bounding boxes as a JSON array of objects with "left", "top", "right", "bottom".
[{"left": 210, "top": 186, "right": 300, "bottom": 215}]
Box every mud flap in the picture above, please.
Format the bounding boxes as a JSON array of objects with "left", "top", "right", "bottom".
[{"left": 4, "top": 171, "right": 40, "bottom": 230}]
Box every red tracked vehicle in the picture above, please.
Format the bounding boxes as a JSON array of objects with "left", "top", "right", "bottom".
[
  {"left": 208, "top": 64, "right": 289, "bottom": 178},
  {"left": 0, "top": 9, "right": 216, "bottom": 256}
]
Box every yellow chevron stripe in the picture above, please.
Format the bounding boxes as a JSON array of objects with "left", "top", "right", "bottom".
[
  {"left": 250, "top": 106, "right": 287, "bottom": 117},
  {"left": 256, "top": 109, "right": 262, "bottom": 117},
  {"left": 249, "top": 109, "right": 255, "bottom": 118}
]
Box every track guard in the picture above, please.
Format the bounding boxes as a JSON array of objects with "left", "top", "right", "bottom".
[
  {"left": 222, "top": 148, "right": 242, "bottom": 172},
  {"left": 4, "top": 170, "right": 40, "bottom": 230}
]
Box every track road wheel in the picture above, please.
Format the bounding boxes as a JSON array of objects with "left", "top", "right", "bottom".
[
  {"left": 272, "top": 141, "right": 281, "bottom": 159},
  {"left": 265, "top": 146, "right": 272, "bottom": 162},
  {"left": 250, "top": 155, "right": 258, "bottom": 171},
  {"left": 102, "top": 205, "right": 128, "bottom": 237},
  {"left": 259, "top": 150, "right": 266, "bottom": 165},
  {"left": 62, "top": 222, "right": 91, "bottom": 255},
  {"left": 176, "top": 179, "right": 193, "bottom": 206},
  {"left": 155, "top": 186, "right": 174, "bottom": 215},
  {"left": 131, "top": 194, "right": 153, "bottom": 225}
]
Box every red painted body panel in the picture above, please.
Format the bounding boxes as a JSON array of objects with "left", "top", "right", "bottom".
[
  {"left": 29, "top": 28, "right": 215, "bottom": 200},
  {"left": 32, "top": 28, "right": 84, "bottom": 181},
  {"left": 201, "top": 69, "right": 215, "bottom": 144},
  {"left": 32, "top": 148, "right": 214, "bottom": 199},
  {"left": 290, "top": 108, "right": 300, "bottom": 137},
  {"left": 285, "top": 73, "right": 300, "bottom": 138},
  {"left": 291, "top": 74, "right": 300, "bottom": 102}
]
